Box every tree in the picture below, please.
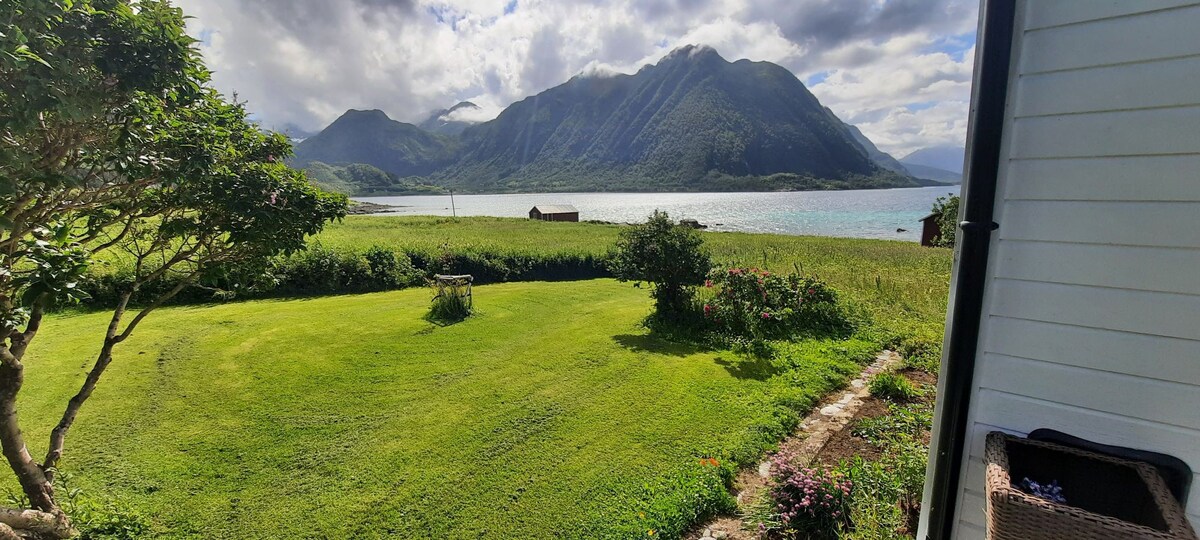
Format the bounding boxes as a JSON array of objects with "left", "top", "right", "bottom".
[
  {"left": 609, "top": 211, "right": 711, "bottom": 317},
  {"left": 930, "top": 194, "right": 960, "bottom": 248},
  {"left": 1, "top": 2, "right": 346, "bottom": 537}
]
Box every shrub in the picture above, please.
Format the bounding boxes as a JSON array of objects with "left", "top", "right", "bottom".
[
  {"left": 843, "top": 400, "right": 935, "bottom": 537},
  {"left": 363, "top": 246, "right": 423, "bottom": 289},
  {"left": 754, "top": 450, "right": 852, "bottom": 539},
  {"left": 868, "top": 372, "right": 921, "bottom": 402},
  {"left": 886, "top": 333, "right": 943, "bottom": 373},
  {"left": 702, "top": 267, "right": 857, "bottom": 341},
  {"left": 609, "top": 210, "right": 711, "bottom": 318},
  {"left": 427, "top": 278, "right": 472, "bottom": 323},
  {"left": 931, "top": 194, "right": 960, "bottom": 248},
  {"left": 46, "top": 473, "right": 152, "bottom": 540}
]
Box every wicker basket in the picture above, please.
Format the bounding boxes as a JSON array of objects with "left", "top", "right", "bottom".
[{"left": 985, "top": 432, "right": 1197, "bottom": 540}]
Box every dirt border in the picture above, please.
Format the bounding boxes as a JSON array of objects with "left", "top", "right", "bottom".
[{"left": 684, "top": 350, "right": 903, "bottom": 540}]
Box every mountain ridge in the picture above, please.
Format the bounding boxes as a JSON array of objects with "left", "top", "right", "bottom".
[{"left": 292, "top": 46, "right": 940, "bottom": 194}]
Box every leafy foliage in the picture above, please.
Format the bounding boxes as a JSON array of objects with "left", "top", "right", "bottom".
[
  {"left": 840, "top": 400, "right": 934, "bottom": 539},
  {"left": 930, "top": 194, "right": 960, "bottom": 248},
  {"left": 702, "top": 266, "right": 857, "bottom": 341},
  {"left": 54, "top": 473, "right": 149, "bottom": 540},
  {"left": 868, "top": 372, "right": 922, "bottom": 402},
  {"left": 0, "top": 0, "right": 346, "bottom": 521},
  {"left": 427, "top": 277, "right": 472, "bottom": 323},
  {"left": 609, "top": 211, "right": 712, "bottom": 317}
]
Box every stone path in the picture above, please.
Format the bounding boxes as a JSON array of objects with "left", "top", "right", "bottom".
[{"left": 687, "top": 350, "right": 903, "bottom": 540}]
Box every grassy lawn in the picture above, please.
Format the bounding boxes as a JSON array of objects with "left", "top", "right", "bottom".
[
  {"left": 316, "top": 216, "right": 952, "bottom": 337},
  {"left": 21, "top": 280, "right": 879, "bottom": 539}
]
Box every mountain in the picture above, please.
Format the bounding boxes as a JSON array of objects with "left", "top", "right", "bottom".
[
  {"left": 419, "top": 101, "right": 484, "bottom": 136},
  {"left": 840, "top": 119, "right": 909, "bottom": 174},
  {"left": 275, "top": 123, "right": 318, "bottom": 141},
  {"left": 437, "top": 46, "right": 917, "bottom": 191},
  {"left": 294, "top": 46, "right": 930, "bottom": 193},
  {"left": 902, "top": 162, "right": 962, "bottom": 184},
  {"left": 302, "top": 161, "right": 443, "bottom": 196},
  {"left": 291, "top": 109, "right": 457, "bottom": 177},
  {"left": 901, "top": 145, "right": 965, "bottom": 174}
]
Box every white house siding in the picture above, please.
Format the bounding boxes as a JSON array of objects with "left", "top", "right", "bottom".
[{"left": 934, "top": 1, "right": 1200, "bottom": 537}]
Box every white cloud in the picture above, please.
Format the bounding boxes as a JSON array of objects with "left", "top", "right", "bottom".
[{"left": 178, "top": 0, "right": 978, "bottom": 155}]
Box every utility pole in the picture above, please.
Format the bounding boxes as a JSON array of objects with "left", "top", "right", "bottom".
[{"left": 450, "top": 189, "right": 457, "bottom": 218}]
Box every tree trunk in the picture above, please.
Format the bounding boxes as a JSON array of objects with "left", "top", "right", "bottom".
[{"left": 0, "top": 349, "right": 56, "bottom": 513}]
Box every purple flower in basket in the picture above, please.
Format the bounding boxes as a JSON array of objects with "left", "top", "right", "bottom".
[{"left": 1016, "top": 477, "right": 1067, "bottom": 504}]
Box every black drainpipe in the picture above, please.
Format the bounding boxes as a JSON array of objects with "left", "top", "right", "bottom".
[{"left": 924, "top": 0, "right": 1016, "bottom": 538}]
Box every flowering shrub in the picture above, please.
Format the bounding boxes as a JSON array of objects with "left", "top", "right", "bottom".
[
  {"left": 759, "top": 451, "right": 852, "bottom": 539},
  {"left": 702, "top": 267, "right": 855, "bottom": 340}
]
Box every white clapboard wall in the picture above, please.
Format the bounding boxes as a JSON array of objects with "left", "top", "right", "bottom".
[{"left": 945, "top": 1, "right": 1200, "bottom": 537}]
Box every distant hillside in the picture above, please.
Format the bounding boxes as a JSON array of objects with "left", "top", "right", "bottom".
[
  {"left": 901, "top": 145, "right": 965, "bottom": 174},
  {"left": 294, "top": 46, "right": 930, "bottom": 193},
  {"left": 840, "top": 120, "right": 909, "bottom": 174},
  {"left": 302, "top": 161, "right": 443, "bottom": 196},
  {"left": 291, "top": 109, "right": 458, "bottom": 177},
  {"left": 419, "top": 101, "right": 484, "bottom": 136},
  {"left": 902, "top": 162, "right": 962, "bottom": 184}
]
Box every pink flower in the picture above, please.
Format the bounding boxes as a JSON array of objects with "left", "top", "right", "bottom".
[
  {"left": 703, "top": 304, "right": 712, "bottom": 316},
  {"left": 704, "top": 279, "right": 713, "bottom": 288},
  {"left": 762, "top": 312, "right": 771, "bottom": 319}
]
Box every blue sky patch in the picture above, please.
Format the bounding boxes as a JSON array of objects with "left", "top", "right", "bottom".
[
  {"left": 504, "top": 0, "right": 518, "bottom": 15},
  {"left": 427, "top": 5, "right": 465, "bottom": 31},
  {"left": 905, "top": 101, "right": 938, "bottom": 112},
  {"left": 806, "top": 70, "right": 832, "bottom": 86},
  {"left": 923, "top": 31, "right": 976, "bottom": 58}
]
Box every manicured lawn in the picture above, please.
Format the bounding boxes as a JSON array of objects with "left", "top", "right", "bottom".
[{"left": 20, "top": 280, "right": 877, "bottom": 539}]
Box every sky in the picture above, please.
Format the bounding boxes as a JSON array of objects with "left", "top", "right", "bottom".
[{"left": 177, "top": 0, "right": 979, "bottom": 158}]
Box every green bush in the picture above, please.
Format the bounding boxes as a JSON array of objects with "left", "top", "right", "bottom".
[
  {"left": 363, "top": 246, "right": 424, "bottom": 289},
  {"left": 37, "top": 473, "right": 153, "bottom": 540},
  {"left": 427, "top": 279, "right": 472, "bottom": 323},
  {"left": 931, "top": 194, "right": 960, "bottom": 248},
  {"left": 868, "top": 372, "right": 921, "bottom": 402},
  {"left": 839, "top": 401, "right": 934, "bottom": 537},
  {"left": 702, "top": 267, "right": 858, "bottom": 341},
  {"left": 609, "top": 210, "right": 712, "bottom": 318}
]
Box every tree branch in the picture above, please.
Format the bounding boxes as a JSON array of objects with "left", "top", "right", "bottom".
[{"left": 0, "top": 506, "right": 72, "bottom": 539}]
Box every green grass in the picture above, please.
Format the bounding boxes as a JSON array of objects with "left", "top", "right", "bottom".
[
  {"left": 316, "top": 216, "right": 952, "bottom": 338},
  {"left": 21, "top": 280, "right": 879, "bottom": 539}
]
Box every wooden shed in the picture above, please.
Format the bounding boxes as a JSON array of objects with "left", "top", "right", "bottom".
[
  {"left": 919, "top": 212, "right": 942, "bottom": 247},
  {"left": 529, "top": 205, "right": 579, "bottom": 222}
]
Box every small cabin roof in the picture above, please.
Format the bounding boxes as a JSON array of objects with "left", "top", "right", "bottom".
[
  {"left": 919, "top": 212, "right": 942, "bottom": 222},
  {"left": 531, "top": 205, "right": 579, "bottom": 214}
]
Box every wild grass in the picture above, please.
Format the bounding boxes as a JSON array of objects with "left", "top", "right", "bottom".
[
  {"left": 868, "top": 373, "right": 922, "bottom": 403},
  {"left": 21, "top": 280, "right": 880, "bottom": 539}
]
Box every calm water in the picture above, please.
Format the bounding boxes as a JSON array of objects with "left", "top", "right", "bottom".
[{"left": 357, "top": 186, "right": 960, "bottom": 242}]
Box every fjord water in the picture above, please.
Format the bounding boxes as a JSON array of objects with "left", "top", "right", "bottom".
[{"left": 358, "top": 186, "right": 959, "bottom": 242}]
